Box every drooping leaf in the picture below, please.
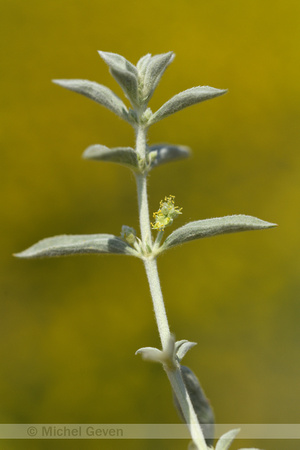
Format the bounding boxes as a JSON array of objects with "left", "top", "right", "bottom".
[
  {"left": 52, "top": 79, "right": 132, "bottom": 124},
  {"left": 148, "top": 86, "right": 227, "bottom": 125},
  {"left": 14, "top": 234, "right": 139, "bottom": 258},
  {"left": 98, "top": 51, "right": 139, "bottom": 106},
  {"left": 173, "top": 366, "right": 215, "bottom": 448},
  {"left": 148, "top": 143, "right": 190, "bottom": 168},
  {"left": 161, "top": 215, "right": 277, "bottom": 252},
  {"left": 83, "top": 145, "right": 139, "bottom": 170}
]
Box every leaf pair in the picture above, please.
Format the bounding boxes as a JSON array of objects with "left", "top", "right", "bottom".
[
  {"left": 53, "top": 51, "right": 227, "bottom": 128},
  {"left": 82, "top": 143, "right": 190, "bottom": 174},
  {"left": 100, "top": 51, "right": 175, "bottom": 109},
  {"left": 15, "top": 215, "right": 276, "bottom": 259}
]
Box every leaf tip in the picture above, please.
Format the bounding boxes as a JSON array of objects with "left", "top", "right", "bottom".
[
  {"left": 82, "top": 147, "right": 91, "bottom": 159},
  {"left": 13, "top": 249, "right": 31, "bottom": 259},
  {"left": 270, "top": 221, "right": 278, "bottom": 228},
  {"left": 98, "top": 50, "right": 114, "bottom": 63},
  {"left": 260, "top": 219, "right": 278, "bottom": 229},
  {"left": 52, "top": 79, "right": 69, "bottom": 89}
]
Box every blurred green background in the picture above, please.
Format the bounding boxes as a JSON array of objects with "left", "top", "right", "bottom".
[{"left": 1, "top": 0, "right": 299, "bottom": 449}]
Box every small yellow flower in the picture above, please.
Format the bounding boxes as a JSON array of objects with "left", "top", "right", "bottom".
[{"left": 151, "top": 195, "right": 182, "bottom": 230}]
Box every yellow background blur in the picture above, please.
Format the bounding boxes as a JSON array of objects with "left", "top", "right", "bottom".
[{"left": 1, "top": 0, "right": 299, "bottom": 449}]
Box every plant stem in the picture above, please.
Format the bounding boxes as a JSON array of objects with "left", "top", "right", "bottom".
[
  {"left": 135, "top": 173, "right": 152, "bottom": 247},
  {"left": 143, "top": 258, "right": 170, "bottom": 349},
  {"left": 143, "top": 257, "right": 208, "bottom": 450},
  {"left": 135, "top": 124, "right": 208, "bottom": 450},
  {"left": 135, "top": 125, "right": 147, "bottom": 159}
]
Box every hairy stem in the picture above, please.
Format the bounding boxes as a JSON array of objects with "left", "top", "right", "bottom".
[
  {"left": 135, "top": 124, "right": 152, "bottom": 246},
  {"left": 135, "top": 124, "right": 207, "bottom": 450},
  {"left": 143, "top": 258, "right": 170, "bottom": 349},
  {"left": 143, "top": 257, "right": 208, "bottom": 450},
  {"left": 135, "top": 173, "right": 152, "bottom": 246},
  {"left": 136, "top": 125, "right": 147, "bottom": 159}
]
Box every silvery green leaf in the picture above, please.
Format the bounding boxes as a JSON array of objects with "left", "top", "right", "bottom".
[
  {"left": 141, "top": 52, "right": 174, "bottom": 103},
  {"left": 148, "top": 86, "right": 227, "bottom": 126},
  {"left": 52, "top": 79, "right": 132, "bottom": 124},
  {"left": 98, "top": 51, "right": 139, "bottom": 107},
  {"left": 175, "top": 340, "right": 197, "bottom": 362},
  {"left": 135, "top": 347, "right": 164, "bottom": 363},
  {"left": 83, "top": 145, "right": 139, "bottom": 170},
  {"left": 99, "top": 51, "right": 137, "bottom": 76},
  {"left": 136, "top": 335, "right": 177, "bottom": 369},
  {"left": 173, "top": 366, "right": 215, "bottom": 447},
  {"left": 148, "top": 144, "right": 190, "bottom": 168},
  {"left": 14, "top": 234, "right": 139, "bottom": 258},
  {"left": 161, "top": 215, "right": 277, "bottom": 252},
  {"left": 136, "top": 53, "right": 152, "bottom": 76},
  {"left": 215, "top": 429, "right": 240, "bottom": 450}
]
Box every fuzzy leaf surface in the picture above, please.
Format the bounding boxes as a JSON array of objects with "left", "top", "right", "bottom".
[
  {"left": 162, "top": 215, "right": 277, "bottom": 251},
  {"left": 15, "top": 234, "right": 138, "bottom": 258},
  {"left": 83, "top": 145, "right": 138, "bottom": 170},
  {"left": 135, "top": 347, "right": 164, "bottom": 363},
  {"left": 98, "top": 51, "right": 138, "bottom": 106},
  {"left": 52, "top": 79, "right": 132, "bottom": 123},
  {"left": 173, "top": 366, "right": 215, "bottom": 448},
  {"left": 141, "top": 52, "right": 174, "bottom": 103},
  {"left": 148, "top": 86, "right": 227, "bottom": 125},
  {"left": 149, "top": 144, "right": 190, "bottom": 168},
  {"left": 175, "top": 340, "right": 197, "bottom": 362},
  {"left": 136, "top": 54, "right": 152, "bottom": 76},
  {"left": 215, "top": 428, "right": 240, "bottom": 450}
]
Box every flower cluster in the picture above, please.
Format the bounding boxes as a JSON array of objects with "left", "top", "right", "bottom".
[{"left": 151, "top": 195, "right": 182, "bottom": 231}]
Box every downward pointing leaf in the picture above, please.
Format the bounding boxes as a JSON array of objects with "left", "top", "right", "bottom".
[{"left": 173, "top": 366, "right": 215, "bottom": 448}]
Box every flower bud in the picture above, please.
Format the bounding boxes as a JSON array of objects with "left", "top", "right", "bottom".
[{"left": 121, "top": 226, "right": 136, "bottom": 245}]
